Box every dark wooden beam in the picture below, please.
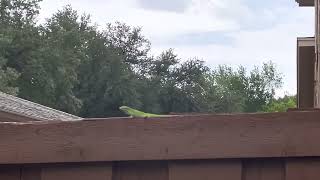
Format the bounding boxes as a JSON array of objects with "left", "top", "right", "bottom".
[
  {"left": 1, "top": 112, "right": 320, "bottom": 164},
  {"left": 296, "top": 0, "right": 315, "bottom": 6}
]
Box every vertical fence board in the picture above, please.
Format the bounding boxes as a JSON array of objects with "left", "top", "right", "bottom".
[
  {"left": 169, "top": 160, "right": 242, "bottom": 180},
  {"left": 286, "top": 158, "right": 320, "bottom": 180},
  {"left": 0, "top": 166, "right": 20, "bottom": 180},
  {"left": 316, "top": 0, "right": 320, "bottom": 107},
  {"left": 41, "top": 163, "right": 112, "bottom": 180},
  {"left": 113, "top": 161, "right": 168, "bottom": 180},
  {"left": 243, "top": 159, "right": 285, "bottom": 180},
  {"left": 21, "top": 167, "right": 41, "bottom": 180}
]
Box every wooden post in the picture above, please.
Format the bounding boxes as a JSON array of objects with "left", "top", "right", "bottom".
[
  {"left": 315, "top": 0, "right": 320, "bottom": 107},
  {"left": 297, "top": 37, "right": 315, "bottom": 108}
]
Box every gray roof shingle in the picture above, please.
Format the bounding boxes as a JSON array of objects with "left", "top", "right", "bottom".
[{"left": 0, "top": 91, "right": 82, "bottom": 121}]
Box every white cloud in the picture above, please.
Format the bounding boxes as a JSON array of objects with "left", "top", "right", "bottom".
[
  {"left": 39, "top": 0, "right": 315, "bottom": 96},
  {"left": 137, "top": 0, "right": 191, "bottom": 12},
  {"left": 39, "top": 0, "right": 237, "bottom": 37},
  {"left": 151, "top": 7, "right": 314, "bottom": 96}
]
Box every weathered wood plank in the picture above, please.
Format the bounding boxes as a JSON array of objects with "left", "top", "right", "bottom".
[
  {"left": 287, "top": 108, "right": 320, "bottom": 112},
  {"left": 316, "top": 0, "right": 320, "bottom": 108},
  {"left": 41, "top": 163, "right": 112, "bottom": 180},
  {"left": 169, "top": 160, "right": 241, "bottom": 180},
  {"left": 21, "top": 166, "right": 41, "bottom": 180},
  {"left": 286, "top": 158, "right": 320, "bottom": 180},
  {"left": 243, "top": 159, "right": 285, "bottom": 180},
  {"left": 0, "top": 166, "right": 21, "bottom": 180},
  {"left": 0, "top": 112, "right": 320, "bottom": 163},
  {"left": 113, "top": 161, "right": 167, "bottom": 180}
]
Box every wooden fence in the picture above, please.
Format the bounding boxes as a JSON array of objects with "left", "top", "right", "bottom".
[{"left": 0, "top": 111, "right": 320, "bottom": 179}]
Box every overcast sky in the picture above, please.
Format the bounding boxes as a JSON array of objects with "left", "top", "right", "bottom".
[{"left": 39, "top": 0, "right": 314, "bottom": 96}]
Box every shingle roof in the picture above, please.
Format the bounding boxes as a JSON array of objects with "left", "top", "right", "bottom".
[{"left": 0, "top": 91, "right": 82, "bottom": 121}]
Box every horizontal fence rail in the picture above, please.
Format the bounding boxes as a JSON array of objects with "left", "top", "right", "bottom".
[
  {"left": 0, "top": 111, "right": 320, "bottom": 164},
  {"left": 1, "top": 111, "right": 320, "bottom": 179}
]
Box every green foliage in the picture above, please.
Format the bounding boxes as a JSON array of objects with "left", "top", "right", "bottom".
[
  {"left": 16, "top": 6, "right": 88, "bottom": 114},
  {"left": 209, "top": 65, "right": 247, "bottom": 113},
  {"left": 0, "top": 2, "right": 288, "bottom": 117},
  {"left": 0, "top": 34, "right": 19, "bottom": 95},
  {"left": 245, "top": 62, "right": 283, "bottom": 112},
  {"left": 0, "top": 0, "right": 42, "bottom": 27},
  {"left": 200, "top": 62, "right": 282, "bottom": 113},
  {"left": 0, "top": 0, "right": 37, "bottom": 95},
  {"left": 104, "top": 22, "right": 151, "bottom": 75},
  {"left": 77, "top": 31, "right": 143, "bottom": 117},
  {"left": 263, "top": 95, "right": 296, "bottom": 112}
]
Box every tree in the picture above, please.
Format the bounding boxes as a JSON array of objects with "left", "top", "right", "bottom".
[
  {"left": 77, "top": 29, "right": 143, "bottom": 117},
  {"left": 0, "top": 0, "right": 42, "bottom": 27},
  {"left": 209, "top": 65, "right": 247, "bottom": 113},
  {"left": 0, "top": 0, "right": 43, "bottom": 72},
  {"left": 148, "top": 51, "right": 211, "bottom": 113},
  {"left": 0, "top": 0, "right": 42, "bottom": 95},
  {"left": 263, "top": 95, "right": 296, "bottom": 112},
  {"left": 103, "top": 22, "right": 151, "bottom": 75},
  {"left": 136, "top": 49, "right": 179, "bottom": 113},
  {"left": 0, "top": 33, "right": 19, "bottom": 95},
  {"left": 171, "top": 58, "right": 210, "bottom": 112},
  {"left": 140, "top": 49, "right": 211, "bottom": 114},
  {"left": 245, "top": 61, "right": 283, "bottom": 112},
  {"left": 17, "top": 6, "right": 90, "bottom": 114},
  {"left": 0, "top": 1, "right": 286, "bottom": 117},
  {"left": 204, "top": 62, "right": 283, "bottom": 113}
]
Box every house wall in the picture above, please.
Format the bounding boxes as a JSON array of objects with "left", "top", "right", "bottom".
[{"left": 297, "top": 38, "right": 315, "bottom": 108}]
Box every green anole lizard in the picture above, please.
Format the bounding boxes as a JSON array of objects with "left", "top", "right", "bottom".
[{"left": 119, "top": 106, "right": 174, "bottom": 118}]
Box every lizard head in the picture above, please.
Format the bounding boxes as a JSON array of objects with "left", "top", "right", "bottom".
[{"left": 119, "top": 106, "right": 131, "bottom": 113}]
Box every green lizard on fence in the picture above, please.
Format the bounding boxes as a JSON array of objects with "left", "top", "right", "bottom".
[{"left": 119, "top": 106, "right": 174, "bottom": 118}]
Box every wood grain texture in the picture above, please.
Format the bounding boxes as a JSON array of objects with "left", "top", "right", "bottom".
[
  {"left": 316, "top": 0, "right": 320, "bottom": 108},
  {"left": 243, "top": 159, "right": 285, "bottom": 180},
  {"left": 41, "top": 163, "right": 112, "bottom": 180},
  {"left": 1, "top": 112, "right": 320, "bottom": 163},
  {"left": 169, "top": 160, "right": 241, "bottom": 180},
  {"left": 113, "top": 161, "right": 168, "bottom": 180},
  {"left": 21, "top": 166, "right": 41, "bottom": 180},
  {"left": 0, "top": 166, "right": 21, "bottom": 180},
  {"left": 286, "top": 158, "right": 320, "bottom": 180},
  {"left": 287, "top": 108, "right": 320, "bottom": 112}
]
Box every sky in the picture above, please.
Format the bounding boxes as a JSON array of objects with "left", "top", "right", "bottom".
[{"left": 39, "top": 0, "right": 315, "bottom": 96}]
